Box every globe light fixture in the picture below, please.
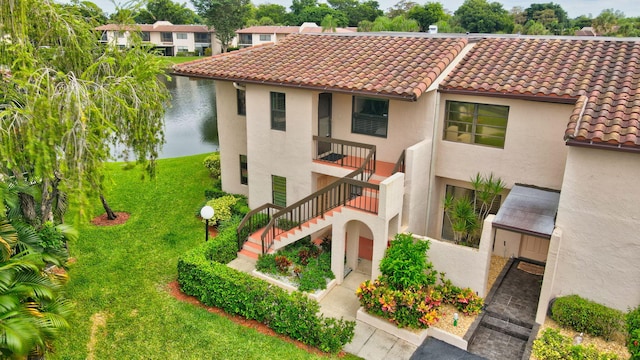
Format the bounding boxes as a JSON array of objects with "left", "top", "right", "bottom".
[{"left": 200, "top": 205, "right": 214, "bottom": 242}]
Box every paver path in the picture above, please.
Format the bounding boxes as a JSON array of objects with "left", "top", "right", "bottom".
[{"left": 467, "top": 259, "right": 543, "bottom": 360}]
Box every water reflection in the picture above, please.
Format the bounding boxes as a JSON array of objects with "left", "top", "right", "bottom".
[{"left": 159, "top": 75, "right": 219, "bottom": 159}]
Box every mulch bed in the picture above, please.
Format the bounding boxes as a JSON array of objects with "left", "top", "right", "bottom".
[
  {"left": 91, "top": 212, "right": 130, "bottom": 226},
  {"left": 166, "top": 281, "right": 347, "bottom": 357}
]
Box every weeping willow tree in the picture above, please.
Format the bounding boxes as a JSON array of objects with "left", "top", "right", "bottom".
[{"left": 0, "top": 0, "right": 170, "bottom": 225}]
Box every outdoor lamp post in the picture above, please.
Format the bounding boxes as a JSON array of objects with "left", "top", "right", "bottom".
[{"left": 200, "top": 205, "right": 214, "bottom": 242}]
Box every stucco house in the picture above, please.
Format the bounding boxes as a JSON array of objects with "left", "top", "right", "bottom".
[
  {"left": 96, "top": 21, "right": 221, "bottom": 56},
  {"left": 172, "top": 33, "right": 640, "bottom": 326},
  {"left": 236, "top": 23, "right": 356, "bottom": 48}
]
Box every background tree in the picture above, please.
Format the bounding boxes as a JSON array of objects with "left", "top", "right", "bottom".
[
  {"left": 327, "top": 0, "right": 382, "bottom": 27},
  {"left": 510, "top": 6, "right": 527, "bottom": 26},
  {"left": 386, "top": 0, "right": 418, "bottom": 18},
  {"left": 0, "top": 0, "right": 170, "bottom": 225},
  {"left": 297, "top": 4, "right": 349, "bottom": 27},
  {"left": 363, "top": 15, "right": 419, "bottom": 31},
  {"left": 407, "top": 2, "right": 446, "bottom": 31},
  {"left": 524, "top": 3, "right": 568, "bottom": 34},
  {"left": 135, "top": 0, "right": 201, "bottom": 24},
  {"left": 453, "top": 0, "right": 513, "bottom": 33},
  {"left": 254, "top": 3, "right": 288, "bottom": 25},
  {"left": 193, "top": 0, "right": 251, "bottom": 51},
  {"left": 592, "top": 8, "right": 624, "bottom": 35},
  {"left": 63, "top": 0, "right": 108, "bottom": 25}
]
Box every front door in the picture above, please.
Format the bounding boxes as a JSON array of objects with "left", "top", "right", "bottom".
[
  {"left": 318, "top": 93, "right": 332, "bottom": 155},
  {"left": 519, "top": 235, "right": 550, "bottom": 263}
]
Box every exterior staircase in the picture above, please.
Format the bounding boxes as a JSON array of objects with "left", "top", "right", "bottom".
[{"left": 238, "top": 208, "right": 343, "bottom": 260}]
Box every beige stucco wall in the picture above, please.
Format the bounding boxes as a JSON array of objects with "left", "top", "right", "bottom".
[
  {"left": 403, "top": 139, "right": 432, "bottom": 235},
  {"left": 328, "top": 92, "right": 435, "bottom": 163},
  {"left": 216, "top": 81, "right": 248, "bottom": 196},
  {"left": 245, "top": 85, "right": 314, "bottom": 208},
  {"left": 435, "top": 94, "right": 571, "bottom": 190},
  {"left": 548, "top": 146, "right": 640, "bottom": 311}
]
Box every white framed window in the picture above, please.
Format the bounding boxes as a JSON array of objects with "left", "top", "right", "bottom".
[
  {"left": 259, "top": 34, "right": 272, "bottom": 41},
  {"left": 176, "top": 33, "right": 188, "bottom": 39},
  {"left": 444, "top": 101, "right": 509, "bottom": 148}
]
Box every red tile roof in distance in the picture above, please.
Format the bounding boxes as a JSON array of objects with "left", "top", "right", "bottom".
[
  {"left": 172, "top": 34, "right": 468, "bottom": 100},
  {"left": 441, "top": 37, "right": 640, "bottom": 150}
]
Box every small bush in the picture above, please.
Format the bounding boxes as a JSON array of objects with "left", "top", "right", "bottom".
[
  {"left": 203, "top": 153, "right": 221, "bottom": 179},
  {"left": 256, "top": 254, "right": 278, "bottom": 274},
  {"left": 178, "top": 249, "right": 355, "bottom": 353},
  {"left": 551, "top": 295, "right": 625, "bottom": 340},
  {"left": 379, "top": 233, "right": 437, "bottom": 290},
  {"left": 204, "top": 188, "right": 226, "bottom": 200},
  {"left": 204, "top": 195, "right": 239, "bottom": 225},
  {"left": 629, "top": 329, "right": 640, "bottom": 359},
  {"left": 628, "top": 306, "right": 640, "bottom": 334},
  {"left": 532, "top": 328, "right": 619, "bottom": 360}
]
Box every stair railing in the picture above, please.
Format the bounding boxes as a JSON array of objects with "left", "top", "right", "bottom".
[{"left": 236, "top": 203, "right": 283, "bottom": 251}]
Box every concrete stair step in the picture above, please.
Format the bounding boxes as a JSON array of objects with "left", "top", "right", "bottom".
[
  {"left": 480, "top": 314, "right": 531, "bottom": 341},
  {"left": 238, "top": 249, "right": 259, "bottom": 260}
]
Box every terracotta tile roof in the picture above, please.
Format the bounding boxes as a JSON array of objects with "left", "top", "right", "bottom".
[
  {"left": 96, "top": 23, "right": 212, "bottom": 33},
  {"left": 236, "top": 25, "right": 355, "bottom": 35},
  {"left": 441, "top": 37, "right": 640, "bottom": 150},
  {"left": 173, "top": 34, "right": 468, "bottom": 100}
]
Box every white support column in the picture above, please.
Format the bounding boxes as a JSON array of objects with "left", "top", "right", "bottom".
[
  {"left": 536, "top": 227, "right": 563, "bottom": 324},
  {"left": 345, "top": 222, "right": 359, "bottom": 273},
  {"left": 331, "top": 225, "right": 346, "bottom": 284}
]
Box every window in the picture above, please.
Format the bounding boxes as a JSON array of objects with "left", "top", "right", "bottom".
[
  {"left": 161, "top": 32, "right": 173, "bottom": 42},
  {"left": 259, "top": 34, "right": 272, "bottom": 41},
  {"left": 444, "top": 101, "right": 509, "bottom": 148},
  {"left": 195, "top": 33, "right": 211, "bottom": 43},
  {"left": 177, "top": 46, "right": 189, "bottom": 53},
  {"left": 176, "top": 33, "right": 188, "bottom": 39},
  {"left": 141, "top": 32, "right": 150, "bottom": 41},
  {"left": 101, "top": 31, "right": 108, "bottom": 41},
  {"left": 117, "top": 31, "right": 125, "bottom": 39},
  {"left": 240, "top": 155, "right": 248, "bottom": 185},
  {"left": 239, "top": 34, "right": 252, "bottom": 46},
  {"left": 237, "top": 89, "right": 246, "bottom": 116},
  {"left": 352, "top": 97, "right": 389, "bottom": 137},
  {"left": 272, "top": 175, "right": 286, "bottom": 206},
  {"left": 270, "top": 92, "right": 286, "bottom": 131},
  {"left": 441, "top": 184, "right": 501, "bottom": 241}
]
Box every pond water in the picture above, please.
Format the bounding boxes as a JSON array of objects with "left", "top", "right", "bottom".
[{"left": 159, "top": 75, "right": 219, "bottom": 159}]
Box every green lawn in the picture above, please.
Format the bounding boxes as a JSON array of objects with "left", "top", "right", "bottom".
[
  {"left": 161, "top": 56, "right": 204, "bottom": 66},
  {"left": 50, "top": 154, "right": 350, "bottom": 359}
]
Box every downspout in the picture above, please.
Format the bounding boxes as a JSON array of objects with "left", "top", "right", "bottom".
[{"left": 233, "top": 82, "right": 246, "bottom": 91}]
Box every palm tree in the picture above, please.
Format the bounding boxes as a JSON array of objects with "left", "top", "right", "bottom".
[
  {"left": 321, "top": 14, "right": 338, "bottom": 33},
  {"left": 0, "top": 219, "right": 72, "bottom": 359}
]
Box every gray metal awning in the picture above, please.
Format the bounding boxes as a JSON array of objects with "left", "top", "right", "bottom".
[{"left": 492, "top": 184, "right": 560, "bottom": 238}]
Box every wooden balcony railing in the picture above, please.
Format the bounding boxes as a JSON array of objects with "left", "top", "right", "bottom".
[{"left": 236, "top": 203, "right": 283, "bottom": 251}]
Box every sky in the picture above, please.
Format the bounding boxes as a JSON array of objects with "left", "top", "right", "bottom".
[{"left": 61, "top": 0, "right": 639, "bottom": 20}]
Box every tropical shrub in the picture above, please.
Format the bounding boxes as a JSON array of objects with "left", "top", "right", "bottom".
[
  {"left": 177, "top": 249, "right": 355, "bottom": 353},
  {"left": 204, "top": 195, "right": 239, "bottom": 225},
  {"left": 628, "top": 306, "right": 640, "bottom": 359},
  {"left": 379, "top": 233, "right": 437, "bottom": 290},
  {"left": 255, "top": 238, "right": 334, "bottom": 292},
  {"left": 357, "top": 233, "right": 483, "bottom": 328},
  {"left": 436, "top": 274, "right": 484, "bottom": 315},
  {"left": 551, "top": 295, "right": 625, "bottom": 340},
  {"left": 532, "top": 328, "right": 618, "bottom": 360},
  {"left": 203, "top": 153, "right": 221, "bottom": 179}
]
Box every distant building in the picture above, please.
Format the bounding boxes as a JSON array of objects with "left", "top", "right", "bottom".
[
  {"left": 236, "top": 23, "right": 356, "bottom": 49},
  {"left": 96, "top": 21, "right": 221, "bottom": 56}
]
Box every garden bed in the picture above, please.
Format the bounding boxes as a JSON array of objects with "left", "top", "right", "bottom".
[
  {"left": 538, "top": 317, "right": 630, "bottom": 359},
  {"left": 252, "top": 269, "right": 338, "bottom": 301}
]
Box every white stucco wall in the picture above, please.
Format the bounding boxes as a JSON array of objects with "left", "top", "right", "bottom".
[
  {"left": 493, "top": 229, "right": 522, "bottom": 258},
  {"left": 216, "top": 81, "right": 248, "bottom": 196},
  {"left": 403, "top": 139, "right": 432, "bottom": 235},
  {"left": 435, "top": 94, "right": 571, "bottom": 190},
  {"left": 550, "top": 146, "right": 640, "bottom": 311},
  {"left": 414, "top": 215, "right": 494, "bottom": 297}
]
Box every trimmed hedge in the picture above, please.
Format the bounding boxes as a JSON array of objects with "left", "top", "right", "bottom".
[
  {"left": 177, "top": 248, "right": 355, "bottom": 353},
  {"left": 551, "top": 295, "right": 625, "bottom": 340},
  {"left": 204, "top": 215, "right": 241, "bottom": 264}
]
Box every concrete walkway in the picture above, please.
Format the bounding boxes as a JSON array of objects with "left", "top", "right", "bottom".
[{"left": 228, "top": 257, "right": 417, "bottom": 360}]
